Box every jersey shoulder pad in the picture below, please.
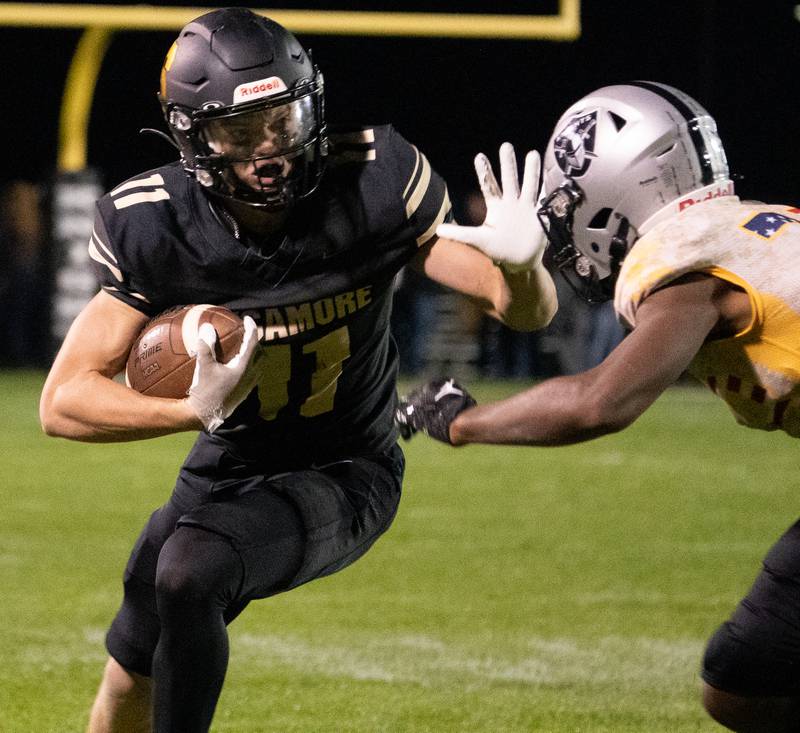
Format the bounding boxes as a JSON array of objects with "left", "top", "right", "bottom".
[
  {"left": 614, "top": 197, "right": 742, "bottom": 328},
  {"left": 98, "top": 163, "right": 185, "bottom": 221},
  {"left": 328, "top": 124, "right": 450, "bottom": 246},
  {"left": 383, "top": 125, "right": 451, "bottom": 245},
  {"left": 327, "top": 124, "right": 383, "bottom": 168},
  {"left": 92, "top": 163, "right": 187, "bottom": 314}
]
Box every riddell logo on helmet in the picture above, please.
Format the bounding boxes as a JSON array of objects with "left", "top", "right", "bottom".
[
  {"left": 233, "top": 76, "right": 288, "bottom": 104},
  {"left": 678, "top": 181, "right": 734, "bottom": 211}
]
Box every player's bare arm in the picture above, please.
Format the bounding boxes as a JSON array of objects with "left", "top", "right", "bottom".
[
  {"left": 41, "top": 291, "right": 260, "bottom": 442},
  {"left": 411, "top": 233, "right": 557, "bottom": 331},
  {"left": 411, "top": 142, "right": 558, "bottom": 332},
  {"left": 39, "top": 291, "right": 203, "bottom": 441},
  {"left": 449, "top": 274, "right": 744, "bottom": 446}
]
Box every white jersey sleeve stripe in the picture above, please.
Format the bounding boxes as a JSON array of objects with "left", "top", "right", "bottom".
[
  {"left": 332, "top": 129, "right": 375, "bottom": 145},
  {"left": 402, "top": 146, "right": 421, "bottom": 200},
  {"left": 88, "top": 238, "right": 123, "bottom": 282},
  {"left": 91, "top": 228, "right": 118, "bottom": 264},
  {"left": 110, "top": 173, "right": 166, "bottom": 197},
  {"left": 416, "top": 189, "right": 451, "bottom": 246},
  {"left": 113, "top": 189, "right": 171, "bottom": 210},
  {"left": 405, "top": 153, "right": 432, "bottom": 220},
  {"left": 102, "top": 285, "right": 150, "bottom": 303}
]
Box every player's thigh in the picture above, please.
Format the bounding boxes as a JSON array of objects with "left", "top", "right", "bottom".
[
  {"left": 177, "top": 445, "right": 404, "bottom": 598},
  {"left": 702, "top": 518, "right": 800, "bottom": 696},
  {"left": 274, "top": 445, "right": 405, "bottom": 588},
  {"left": 175, "top": 487, "right": 306, "bottom": 601}
]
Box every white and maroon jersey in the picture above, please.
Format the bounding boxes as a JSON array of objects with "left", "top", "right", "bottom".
[{"left": 615, "top": 196, "right": 800, "bottom": 437}]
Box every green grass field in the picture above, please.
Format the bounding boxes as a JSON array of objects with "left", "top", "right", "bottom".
[{"left": 2, "top": 371, "right": 798, "bottom": 732}]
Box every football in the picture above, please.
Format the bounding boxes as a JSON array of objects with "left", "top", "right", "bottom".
[{"left": 125, "top": 304, "right": 245, "bottom": 398}]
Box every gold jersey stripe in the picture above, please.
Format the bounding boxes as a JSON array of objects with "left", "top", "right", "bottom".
[
  {"left": 90, "top": 227, "right": 118, "bottom": 265},
  {"left": 402, "top": 145, "right": 421, "bottom": 200},
  {"left": 89, "top": 238, "right": 122, "bottom": 282},
  {"left": 110, "top": 173, "right": 166, "bottom": 197},
  {"left": 113, "top": 189, "right": 170, "bottom": 210},
  {"left": 330, "top": 129, "right": 375, "bottom": 145},
  {"left": 416, "top": 189, "right": 451, "bottom": 246},
  {"left": 332, "top": 149, "right": 377, "bottom": 164},
  {"left": 405, "top": 152, "right": 432, "bottom": 220},
  {"left": 102, "top": 285, "right": 150, "bottom": 303}
]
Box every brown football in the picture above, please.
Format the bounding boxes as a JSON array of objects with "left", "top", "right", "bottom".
[{"left": 125, "top": 304, "right": 245, "bottom": 398}]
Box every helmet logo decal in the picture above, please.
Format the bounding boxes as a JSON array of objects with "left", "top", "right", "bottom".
[
  {"left": 554, "top": 111, "right": 598, "bottom": 177},
  {"left": 160, "top": 41, "right": 178, "bottom": 98},
  {"left": 678, "top": 180, "right": 734, "bottom": 212},
  {"left": 233, "top": 76, "right": 288, "bottom": 104}
]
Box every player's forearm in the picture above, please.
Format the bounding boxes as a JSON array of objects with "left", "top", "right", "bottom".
[
  {"left": 449, "top": 374, "right": 623, "bottom": 447},
  {"left": 490, "top": 263, "right": 558, "bottom": 331},
  {"left": 40, "top": 371, "right": 202, "bottom": 442}
]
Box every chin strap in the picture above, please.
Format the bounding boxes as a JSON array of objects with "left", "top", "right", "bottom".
[
  {"left": 212, "top": 202, "right": 241, "bottom": 240},
  {"left": 139, "top": 128, "right": 179, "bottom": 150}
]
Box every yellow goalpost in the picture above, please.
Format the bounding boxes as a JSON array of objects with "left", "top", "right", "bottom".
[
  {"left": 0, "top": 2, "right": 579, "bottom": 341},
  {"left": 0, "top": 2, "right": 580, "bottom": 172}
]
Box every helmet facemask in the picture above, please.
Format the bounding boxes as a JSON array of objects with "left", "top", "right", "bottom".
[
  {"left": 163, "top": 75, "right": 326, "bottom": 210},
  {"left": 539, "top": 179, "right": 632, "bottom": 303}
]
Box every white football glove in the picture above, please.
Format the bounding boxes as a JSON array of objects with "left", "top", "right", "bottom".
[
  {"left": 186, "top": 316, "right": 260, "bottom": 433},
  {"left": 436, "top": 142, "right": 547, "bottom": 272}
]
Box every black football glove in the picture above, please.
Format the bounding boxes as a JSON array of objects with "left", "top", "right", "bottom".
[{"left": 395, "top": 378, "right": 477, "bottom": 445}]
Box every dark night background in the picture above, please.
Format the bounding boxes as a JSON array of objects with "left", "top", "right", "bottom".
[{"left": 4, "top": 1, "right": 800, "bottom": 208}]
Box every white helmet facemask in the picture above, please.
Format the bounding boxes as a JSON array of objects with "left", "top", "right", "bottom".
[{"left": 538, "top": 81, "right": 733, "bottom": 302}]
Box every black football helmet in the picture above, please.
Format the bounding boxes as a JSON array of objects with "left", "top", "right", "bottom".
[{"left": 159, "top": 7, "right": 327, "bottom": 210}]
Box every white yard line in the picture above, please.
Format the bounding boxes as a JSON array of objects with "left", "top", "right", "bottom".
[{"left": 232, "top": 632, "right": 704, "bottom": 689}]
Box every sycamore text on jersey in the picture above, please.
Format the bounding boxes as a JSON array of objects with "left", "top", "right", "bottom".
[{"left": 239, "top": 285, "right": 373, "bottom": 342}]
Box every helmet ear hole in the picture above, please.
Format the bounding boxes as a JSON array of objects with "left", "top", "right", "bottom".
[
  {"left": 657, "top": 143, "right": 677, "bottom": 157},
  {"left": 609, "top": 111, "right": 627, "bottom": 131},
  {"left": 587, "top": 208, "right": 613, "bottom": 229},
  {"left": 590, "top": 242, "right": 600, "bottom": 253}
]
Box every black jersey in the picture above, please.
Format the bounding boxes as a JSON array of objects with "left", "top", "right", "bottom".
[{"left": 89, "top": 125, "right": 451, "bottom": 464}]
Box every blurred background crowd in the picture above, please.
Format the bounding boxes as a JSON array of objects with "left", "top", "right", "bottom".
[{"left": 0, "top": 180, "right": 51, "bottom": 368}]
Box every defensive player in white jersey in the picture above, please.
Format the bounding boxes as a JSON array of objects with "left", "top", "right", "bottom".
[{"left": 397, "top": 82, "right": 800, "bottom": 732}]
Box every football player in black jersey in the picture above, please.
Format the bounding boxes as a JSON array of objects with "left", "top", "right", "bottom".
[{"left": 39, "top": 8, "right": 556, "bottom": 732}]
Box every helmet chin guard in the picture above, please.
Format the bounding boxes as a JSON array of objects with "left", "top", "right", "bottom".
[
  {"left": 159, "top": 8, "right": 327, "bottom": 211},
  {"left": 539, "top": 179, "right": 632, "bottom": 303},
  {"left": 540, "top": 81, "right": 733, "bottom": 302}
]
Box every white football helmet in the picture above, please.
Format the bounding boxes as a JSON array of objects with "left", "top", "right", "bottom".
[{"left": 539, "top": 81, "right": 733, "bottom": 301}]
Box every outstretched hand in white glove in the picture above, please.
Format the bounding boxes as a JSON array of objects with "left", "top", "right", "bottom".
[
  {"left": 436, "top": 142, "right": 547, "bottom": 272},
  {"left": 186, "top": 316, "right": 260, "bottom": 433}
]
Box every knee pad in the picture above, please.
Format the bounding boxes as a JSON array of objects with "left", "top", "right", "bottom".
[
  {"left": 155, "top": 526, "right": 244, "bottom": 613},
  {"left": 106, "top": 574, "right": 160, "bottom": 677}
]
